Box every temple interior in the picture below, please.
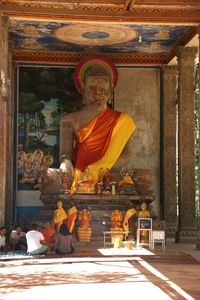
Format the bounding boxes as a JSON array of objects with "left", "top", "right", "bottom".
[{"left": 0, "top": 0, "right": 200, "bottom": 248}]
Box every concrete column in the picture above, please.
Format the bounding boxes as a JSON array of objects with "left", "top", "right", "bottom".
[
  {"left": 177, "top": 46, "right": 197, "bottom": 243},
  {"left": 163, "top": 65, "right": 178, "bottom": 238},
  {"left": 0, "top": 15, "right": 13, "bottom": 227}
]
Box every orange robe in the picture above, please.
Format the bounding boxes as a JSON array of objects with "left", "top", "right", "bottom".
[
  {"left": 42, "top": 227, "right": 56, "bottom": 247},
  {"left": 74, "top": 107, "right": 121, "bottom": 172}
]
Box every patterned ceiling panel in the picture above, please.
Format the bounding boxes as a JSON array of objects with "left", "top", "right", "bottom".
[{"left": 9, "top": 20, "right": 191, "bottom": 54}]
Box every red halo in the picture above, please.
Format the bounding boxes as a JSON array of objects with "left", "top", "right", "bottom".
[{"left": 74, "top": 54, "right": 118, "bottom": 93}]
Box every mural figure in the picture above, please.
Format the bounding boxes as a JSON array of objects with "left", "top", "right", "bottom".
[{"left": 60, "top": 54, "right": 136, "bottom": 194}]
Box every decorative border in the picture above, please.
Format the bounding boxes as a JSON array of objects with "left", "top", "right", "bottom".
[{"left": 13, "top": 50, "right": 166, "bottom": 65}]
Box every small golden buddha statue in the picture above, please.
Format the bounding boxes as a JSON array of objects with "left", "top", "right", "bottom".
[
  {"left": 110, "top": 209, "right": 123, "bottom": 247},
  {"left": 138, "top": 202, "right": 150, "bottom": 244},
  {"left": 103, "top": 168, "right": 111, "bottom": 192},
  {"left": 52, "top": 199, "right": 68, "bottom": 232},
  {"left": 118, "top": 168, "right": 137, "bottom": 195},
  {"left": 62, "top": 173, "right": 70, "bottom": 194},
  {"left": 76, "top": 167, "right": 95, "bottom": 194},
  {"left": 138, "top": 202, "right": 150, "bottom": 218},
  {"left": 96, "top": 168, "right": 104, "bottom": 194},
  {"left": 78, "top": 209, "right": 91, "bottom": 228},
  {"left": 110, "top": 209, "right": 123, "bottom": 230},
  {"left": 77, "top": 209, "right": 92, "bottom": 242}
]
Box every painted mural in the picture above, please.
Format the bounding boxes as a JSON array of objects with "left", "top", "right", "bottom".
[
  {"left": 9, "top": 20, "right": 190, "bottom": 54},
  {"left": 17, "top": 65, "right": 82, "bottom": 191}
]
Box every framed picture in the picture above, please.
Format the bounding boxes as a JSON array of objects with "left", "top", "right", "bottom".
[{"left": 138, "top": 218, "right": 152, "bottom": 230}]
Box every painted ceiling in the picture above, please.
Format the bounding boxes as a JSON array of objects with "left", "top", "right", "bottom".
[{"left": 9, "top": 20, "right": 191, "bottom": 55}]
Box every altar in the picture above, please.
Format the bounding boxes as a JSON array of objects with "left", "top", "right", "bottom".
[{"left": 39, "top": 193, "right": 155, "bottom": 238}]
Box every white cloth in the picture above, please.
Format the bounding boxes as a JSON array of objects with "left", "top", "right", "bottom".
[
  {"left": 10, "top": 231, "right": 19, "bottom": 242},
  {"left": 0, "top": 235, "right": 5, "bottom": 248},
  {"left": 10, "top": 230, "right": 26, "bottom": 240},
  {"left": 26, "top": 230, "right": 45, "bottom": 253}
]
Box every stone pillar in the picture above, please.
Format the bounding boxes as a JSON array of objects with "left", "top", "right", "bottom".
[
  {"left": 177, "top": 46, "right": 197, "bottom": 243},
  {"left": 163, "top": 65, "right": 178, "bottom": 238},
  {"left": 5, "top": 39, "right": 15, "bottom": 230},
  {"left": 197, "top": 28, "right": 200, "bottom": 249},
  {"left": 0, "top": 15, "right": 12, "bottom": 226}
]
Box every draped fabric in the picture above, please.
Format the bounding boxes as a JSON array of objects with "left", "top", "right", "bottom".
[
  {"left": 71, "top": 106, "right": 136, "bottom": 192},
  {"left": 67, "top": 206, "right": 78, "bottom": 233}
]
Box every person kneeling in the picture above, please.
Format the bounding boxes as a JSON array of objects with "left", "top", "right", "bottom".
[
  {"left": 9, "top": 225, "right": 26, "bottom": 251},
  {"left": 26, "top": 223, "right": 48, "bottom": 255},
  {"left": 54, "top": 223, "right": 74, "bottom": 255}
]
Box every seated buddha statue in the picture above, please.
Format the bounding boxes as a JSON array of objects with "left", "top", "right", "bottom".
[
  {"left": 118, "top": 169, "right": 137, "bottom": 195},
  {"left": 52, "top": 199, "right": 68, "bottom": 232},
  {"left": 138, "top": 201, "right": 150, "bottom": 218},
  {"left": 138, "top": 202, "right": 150, "bottom": 244},
  {"left": 76, "top": 167, "right": 95, "bottom": 194}
]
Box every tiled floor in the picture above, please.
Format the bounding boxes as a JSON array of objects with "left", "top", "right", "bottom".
[{"left": 0, "top": 241, "right": 200, "bottom": 300}]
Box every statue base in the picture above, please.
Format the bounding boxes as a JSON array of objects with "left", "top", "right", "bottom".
[{"left": 76, "top": 185, "right": 96, "bottom": 194}]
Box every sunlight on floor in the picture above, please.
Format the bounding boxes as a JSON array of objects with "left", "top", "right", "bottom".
[
  {"left": 98, "top": 247, "right": 154, "bottom": 256},
  {"left": 0, "top": 255, "right": 196, "bottom": 300}
]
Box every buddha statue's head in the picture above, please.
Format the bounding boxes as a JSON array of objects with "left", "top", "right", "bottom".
[
  {"left": 74, "top": 54, "right": 118, "bottom": 109},
  {"left": 82, "top": 64, "right": 113, "bottom": 109}
]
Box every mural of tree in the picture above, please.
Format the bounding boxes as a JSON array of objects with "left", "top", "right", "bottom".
[
  {"left": 19, "top": 66, "right": 82, "bottom": 151},
  {"left": 19, "top": 92, "right": 44, "bottom": 151},
  {"left": 19, "top": 67, "right": 82, "bottom": 113}
]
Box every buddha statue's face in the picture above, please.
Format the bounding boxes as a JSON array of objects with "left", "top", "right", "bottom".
[{"left": 83, "top": 75, "right": 112, "bottom": 109}]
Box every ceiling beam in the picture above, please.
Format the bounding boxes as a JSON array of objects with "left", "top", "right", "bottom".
[
  {"left": 1, "top": 3, "right": 200, "bottom": 24},
  {"left": 124, "top": 0, "right": 137, "bottom": 11}
]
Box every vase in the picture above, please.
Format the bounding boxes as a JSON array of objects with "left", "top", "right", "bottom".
[{"left": 77, "top": 226, "right": 92, "bottom": 242}]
